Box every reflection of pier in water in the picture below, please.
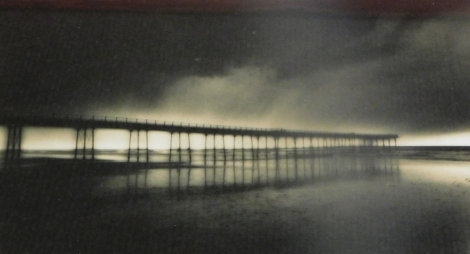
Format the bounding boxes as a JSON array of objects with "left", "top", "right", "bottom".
[
  {"left": 0, "top": 114, "right": 399, "bottom": 196},
  {"left": 119, "top": 150, "right": 400, "bottom": 196}
]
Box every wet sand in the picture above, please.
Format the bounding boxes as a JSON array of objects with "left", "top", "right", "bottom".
[{"left": 1, "top": 158, "right": 470, "bottom": 253}]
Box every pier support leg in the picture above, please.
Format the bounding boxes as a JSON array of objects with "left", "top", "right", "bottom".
[
  {"left": 213, "top": 134, "right": 216, "bottom": 187},
  {"left": 285, "top": 137, "right": 289, "bottom": 183},
  {"left": 294, "top": 137, "right": 298, "bottom": 182},
  {"left": 302, "top": 137, "right": 306, "bottom": 180},
  {"left": 168, "top": 132, "right": 173, "bottom": 193},
  {"left": 72, "top": 127, "right": 96, "bottom": 162},
  {"left": 232, "top": 135, "right": 237, "bottom": 187},
  {"left": 82, "top": 128, "right": 87, "bottom": 160},
  {"left": 203, "top": 134, "right": 208, "bottom": 190},
  {"left": 137, "top": 130, "right": 140, "bottom": 163},
  {"left": 222, "top": 135, "right": 227, "bottom": 190},
  {"left": 91, "top": 127, "right": 95, "bottom": 161},
  {"left": 126, "top": 130, "right": 133, "bottom": 194},
  {"left": 187, "top": 132, "right": 192, "bottom": 190},
  {"left": 74, "top": 128, "right": 80, "bottom": 159},
  {"left": 178, "top": 132, "right": 182, "bottom": 192},
  {"left": 251, "top": 136, "right": 255, "bottom": 185},
  {"left": 309, "top": 137, "right": 314, "bottom": 181},
  {"left": 265, "top": 136, "right": 269, "bottom": 184},
  {"left": 144, "top": 130, "right": 149, "bottom": 190},
  {"left": 4, "top": 124, "right": 23, "bottom": 168},
  {"left": 242, "top": 135, "right": 245, "bottom": 187},
  {"left": 274, "top": 137, "right": 280, "bottom": 185},
  {"left": 256, "top": 136, "right": 260, "bottom": 185},
  {"left": 134, "top": 130, "right": 141, "bottom": 195}
]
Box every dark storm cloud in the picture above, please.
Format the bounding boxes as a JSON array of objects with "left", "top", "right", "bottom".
[
  {"left": 0, "top": 11, "right": 263, "bottom": 113},
  {"left": 1, "top": 10, "right": 470, "bottom": 134},
  {"left": 0, "top": 11, "right": 378, "bottom": 113},
  {"left": 1, "top": 0, "right": 468, "bottom": 15}
]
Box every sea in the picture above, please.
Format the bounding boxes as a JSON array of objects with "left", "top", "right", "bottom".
[{"left": 1, "top": 146, "right": 470, "bottom": 253}]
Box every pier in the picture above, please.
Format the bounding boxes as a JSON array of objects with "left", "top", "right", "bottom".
[{"left": 0, "top": 114, "right": 399, "bottom": 194}]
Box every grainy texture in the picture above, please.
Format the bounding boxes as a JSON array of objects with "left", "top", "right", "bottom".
[{"left": 1, "top": 158, "right": 469, "bottom": 253}]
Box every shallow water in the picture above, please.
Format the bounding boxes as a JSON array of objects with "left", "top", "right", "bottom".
[
  {"left": 94, "top": 153, "right": 399, "bottom": 194},
  {"left": 2, "top": 151, "right": 470, "bottom": 253},
  {"left": 100, "top": 158, "right": 469, "bottom": 254}
]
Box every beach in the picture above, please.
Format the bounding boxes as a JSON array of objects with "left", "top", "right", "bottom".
[{"left": 1, "top": 154, "right": 470, "bottom": 253}]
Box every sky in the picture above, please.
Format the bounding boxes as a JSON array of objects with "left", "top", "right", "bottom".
[
  {"left": 1, "top": 2, "right": 470, "bottom": 147},
  {"left": 0, "top": 0, "right": 468, "bottom": 14}
]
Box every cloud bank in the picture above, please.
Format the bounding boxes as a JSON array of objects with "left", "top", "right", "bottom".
[{"left": 1, "top": 11, "right": 470, "bottom": 136}]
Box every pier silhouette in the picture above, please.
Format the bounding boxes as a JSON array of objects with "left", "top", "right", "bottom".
[{"left": 0, "top": 114, "right": 399, "bottom": 195}]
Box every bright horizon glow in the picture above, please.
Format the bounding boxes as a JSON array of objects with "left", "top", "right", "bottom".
[
  {"left": 0, "top": 127, "right": 469, "bottom": 150},
  {"left": 399, "top": 132, "right": 470, "bottom": 146}
]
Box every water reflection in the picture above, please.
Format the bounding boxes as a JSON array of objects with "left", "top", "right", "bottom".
[
  {"left": 92, "top": 150, "right": 400, "bottom": 196},
  {"left": 2, "top": 148, "right": 400, "bottom": 197},
  {"left": 4, "top": 150, "right": 470, "bottom": 253}
]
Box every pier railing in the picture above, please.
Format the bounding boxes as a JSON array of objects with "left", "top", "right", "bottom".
[{"left": 0, "top": 114, "right": 398, "bottom": 139}]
